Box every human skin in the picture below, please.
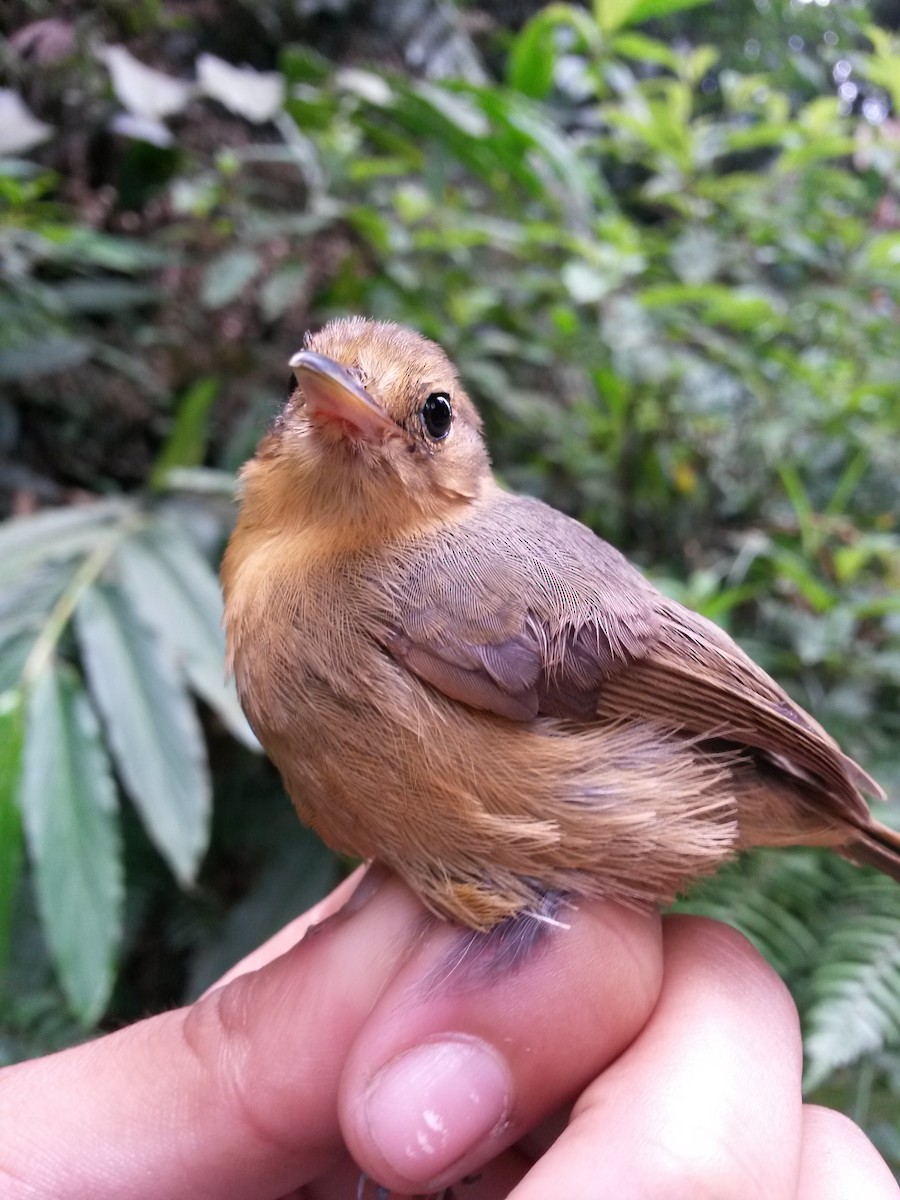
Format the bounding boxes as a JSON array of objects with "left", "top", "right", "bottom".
[{"left": 0, "top": 867, "right": 896, "bottom": 1200}]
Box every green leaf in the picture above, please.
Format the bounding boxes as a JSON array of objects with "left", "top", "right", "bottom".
[
  {"left": 50, "top": 229, "right": 169, "bottom": 272},
  {"left": 112, "top": 520, "right": 258, "bottom": 749},
  {"left": 52, "top": 279, "right": 160, "bottom": 315},
  {"left": 625, "top": 0, "right": 713, "bottom": 24},
  {"left": 19, "top": 664, "right": 122, "bottom": 1024},
  {"left": 258, "top": 265, "right": 309, "bottom": 323},
  {"left": 279, "top": 44, "right": 331, "bottom": 86},
  {"left": 804, "top": 880, "right": 900, "bottom": 1090},
  {"left": 611, "top": 31, "right": 682, "bottom": 71},
  {"left": 0, "top": 500, "right": 128, "bottom": 589},
  {"left": 476, "top": 88, "right": 601, "bottom": 224},
  {"left": 0, "top": 336, "right": 92, "bottom": 381},
  {"left": 593, "top": 0, "right": 639, "bottom": 32},
  {"left": 75, "top": 582, "right": 211, "bottom": 884},
  {"left": 778, "top": 464, "right": 817, "bottom": 556},
  {"left": 0, "top": 689, "right": 24, "bottom": 971},
  {"left": 150, "top": 377, "right": 220, "bottom": 490},
  {"left": 411, "top": 81, "right": 490, "bottom": 140},
  {"left": 507, "top": 10, "right": 560, "bottom": 99},
  {"left": 200, "top": 248, "right": 262, "bottom": 309}
]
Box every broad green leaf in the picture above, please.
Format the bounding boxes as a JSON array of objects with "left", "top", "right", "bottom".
[
  {"left": 50, "top": 228, "right": 169, "bottom": 272},
  {"left": 159, "top": 467, "right": 238, "bottom": 496},
  {"left": 593, "top": 0, "right": 640, "bottom": 32},
  {"left": 200, "top": 248, "right": 262, "bottom": 309},
  {"left": 0, "top": 633, "right": 31, "bottom": 696},
  {"left": 475, "top": 89, "right": 602, "bottom": 223},
  {"left": 507, "top": 10, "right": 560, "bottom": 99},
  {"left": 611, "top": 32, "right": 682, "bottom": 71},
  {"left": 0, "top": 500, "right": 129, "bottom": 589},
  {"left": 112, "top": 521, "right": 258, "bottom": 748},
  {"left": 279, "top": 44, "right": 331, "bottom": 86},
  {"left": 412, "top": 81, "right": 490, "bottom": 139},
  {"left": 0, "top": 566, "right": 69, "bottom": 652},
  {"left": 625, "top": 0, "right": 713, "bottom": 25},
  {"left": 75, "top": 582, "right": 211, "bottom": 884},
  {"left": 0, "top": 689, "right": 24, "bottom": 970},
  {"left": 52, "top": 279, "right": 160, "bottom": 315},
  {"left": 0, "top": 336, "right": 92, "bottom": 381},
  {"left": 258, "top": 265, "right": 308, "bottom": 323},
  {"left": 638, "top": 283, "right": 781, "bottom": 331},
  {"left": 19, "top": 665, "right": 122, "bottom": 1024},
  {"left": 150, "top": 378, "right": 220, "bottom": 490}
]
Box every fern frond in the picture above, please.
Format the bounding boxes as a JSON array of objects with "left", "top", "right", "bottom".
[
  {"left": 803, "top": 875, "right": 900, "bottom": 1091},
  {"left": 675, "top": 848, "right": 833, "bottom": 979}
]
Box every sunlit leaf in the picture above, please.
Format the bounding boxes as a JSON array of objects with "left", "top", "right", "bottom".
[
  {"left": 75, "top": 582, "right": 211, "bottom": 884},
  {"left": 626, "top": 0, "right": 713, "bottom": 25},
  {"left": 0, "top": 90, "right": 53, "bottom": 156},
  {"left": 412, "top": 81, "right": 490, "bottom": 139},
  {"left": 611, "top": 31, "right": 682, "bottom": 71},
  {"left": 98, "top": 45, "right": 191, "bottom": 121},
  {"left": 197, "top": 54, "right": 285, "bottom": 123},
  {"left": 593, "top": 0, "right": 640, "bottom": 33},
  {"left": 507, "top": 10, "right": 560, "bottom": 99},
  {"left": 19, "top": 664, "right": 122, "bottom": 1024}
]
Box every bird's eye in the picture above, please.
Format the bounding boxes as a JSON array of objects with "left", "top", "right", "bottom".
[{"left": 420, "top": 392, "right": 453, "bottom": 441}]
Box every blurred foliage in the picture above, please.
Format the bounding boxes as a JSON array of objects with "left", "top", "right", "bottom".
[{"left": 1, "top": 0, "right": 900, "bottom": 1166}]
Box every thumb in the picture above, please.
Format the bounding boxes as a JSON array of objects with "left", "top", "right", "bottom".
[{"left": 0, "top": 871, "right": 422, "bottom": 1200}]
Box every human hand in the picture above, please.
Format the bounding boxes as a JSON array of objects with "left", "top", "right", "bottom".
[{"left": 1, "top": 867, "right": 896, "bottom": 1199}]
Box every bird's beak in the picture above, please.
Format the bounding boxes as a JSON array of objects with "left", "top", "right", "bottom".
[{"left": 289, "top": 350, "right": 398, "bottom": 442}]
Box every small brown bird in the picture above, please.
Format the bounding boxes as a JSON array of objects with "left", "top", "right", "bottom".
[{"left": 222, "top": 317, "right": 900, "bottom": 929}]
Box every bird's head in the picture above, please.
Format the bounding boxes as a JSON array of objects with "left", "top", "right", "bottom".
[{"left": 241, "top": 317, "right": 492, "bottom": 546}]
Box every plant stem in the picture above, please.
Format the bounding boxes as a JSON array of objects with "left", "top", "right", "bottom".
[{"left": 21, "top": 510, "right": 142, "bottom": 688}]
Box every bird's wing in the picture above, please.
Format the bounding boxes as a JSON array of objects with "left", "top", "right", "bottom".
[
  {"left": 595, "top": 598, "right": 882, "bottom": 814},
  {"left": 381, "top": 492, "right": 662, "bottom": 721},
  {"left": 380, "top": 491, "right": 880, "bottom": 818}
]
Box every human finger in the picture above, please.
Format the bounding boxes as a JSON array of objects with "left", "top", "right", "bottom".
[
  {"left": 505, "top": 915, "right": 804, "bottom": 1200},
  {"left": 338, "top": 898, "right": 664, "bottom": 1195},
  {"left": 0, "top": 872, "right": 421, "bottom": 1200},
  {"left": 797, "top": 1106, "right": 899, "bottom": 1199},
  {"left": 210, "top": 863, "right": 370, "bottom": 988}
]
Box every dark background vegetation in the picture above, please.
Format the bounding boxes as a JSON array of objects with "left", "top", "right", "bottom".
[{"left": 1, "top": 0, "right": 899, "bottom": 1168}]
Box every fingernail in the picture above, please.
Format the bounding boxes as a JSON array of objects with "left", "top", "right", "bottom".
[{"left": 363, "top": 1037, "right": 512, "bottom": 1181}]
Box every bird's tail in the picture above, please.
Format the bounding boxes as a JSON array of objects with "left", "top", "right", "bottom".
[{"left": 843, "top": 818, "right": 900, "bottom": 883}]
